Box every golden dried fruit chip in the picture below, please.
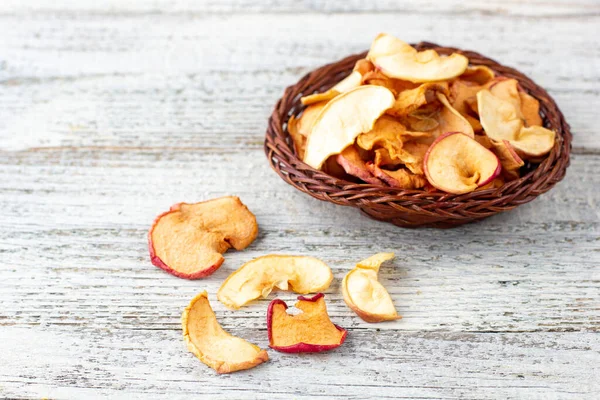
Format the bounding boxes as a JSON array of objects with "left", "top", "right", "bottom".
[
  {"left": 149, "top": 197, "right": 258, "bottom": 279},
  {"left": 477, "top": 89, "right": 555, "bottom": 159},
  {"left": 424, "top": 132, "right": 501, "bottom": 194},
  {"left": 491, "top": 139, "right": 524, "bottom": 181},
  {"left": 367, "top": 33, "right": 469, "bottom": 82},
  {"left": 217, "top": 255, "right": 333, "bottom": 309},
  {"left": 337, "top": 146, "right": 382, "bottom": 184},
  {"left": 519, "top": 91, "right": 543, "bottom": 127},
  {"left": 303, "top": 85, "right": 395, "bottom": 169},
  {"left": 342, "top": 253, "right": 401, "bottom": 323},
  {"left": 367, "top": 163, "right": 427, "bottom": 189},
  {"left": 459, "top": 65, "right": 495, "bottom": 85},
  {"left": 301, "top": 70, "right": 363, "bottom": 105},
  {"left": 267, "top": 293, "right": 347, "bottom": 353},
  {"left": 182, "top": 291, "right": 268, "bottom": 374},
  {"left": 388, "top": 82, "right": 449, "bottom": 117}
]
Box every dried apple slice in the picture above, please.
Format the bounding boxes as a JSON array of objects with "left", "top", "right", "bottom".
[
  {"left": 288, "top": 101, "right": 328, "bottom": 158},
  {"left": 218, "top": 255, "right": 333, "bottom": 309},
  {"left": 342, "top": 253, "right": 400, "bottom": 322},
  {"left": 459, "top": 65, "right": 495, "bottom": 85},
  {"left": 388, "top": 82, "right": 449, "bottom": 117},
  {"left": 489, "top": 79, "right": 523, "bottom": 119},
  {"left": 149, "top": 197, "right": 258, "bottom": 279},
  {"left": 361, "top": 69, "right": 418, "bottom": 95},
  {"left": 182, "top": 291, "right": 269, "bottom": 374},
  {"left": 449, "top": 80, "right": 484, "bottom": 132},
  {"left": 477, "top": 90, "right": 555, "bottom": 158},
  {"left": 367, "top": 33, "right": 468, "bottom": 83},
  {"left": 418, "top": 93, "right": 474, "bottom": 142},
  {"left": 424, "top": 132, "right": 501, "bottom": 194},
  {"left": 367, "top": 163, "right": 427, "bottom": 189},
  {"left": 519, "top": 91, "right": 543, "bottom": 127},
  {"left": 267, "top": 293, "right": 347, "bottom": 353},
  {"left": 301, "top": 70, "right": 363, "bottom": 105},
  {"left": 303, "top": 85, "right": 395, "bottom": 169},
  {"left": 337, "top": 146, "right": 382, "bottom": 184},
  {"left": 491, "top": 140, "right": 524, "bottom": 181}
]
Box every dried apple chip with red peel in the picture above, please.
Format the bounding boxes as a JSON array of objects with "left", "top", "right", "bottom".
[
  {"left": 367, "top": 163, "right": 427, "bottom": 189},
  {"left": 367, "top": 33, "right": 468, "bottom": 83},
  {"left": 182, "top": 291, "right": 268, "bottom": 374},
  {"left": 424, "top": 132, "right": 501, "bottom": 194},
  {"left": 343, "top": 253, "right": 400, "bottom": 323},
  {"left": 491, "top": 140, "right": 524, "bottom": 181},
  {"left": 337, "top": 146, "right": 383, "bottom": 184},
  {"left": 218, "top": 255, "right": 333, "bottom": 309},
  {"left": 477, "top": 89, "right": 555, "bottom": 159},
  {"left": 149, "top": 197, "right": 258, "bottom": 279},
  {"left": 267, "top": 293, "right": 347, "bottom": 353},
  {"left": 303, "top": 85, "right": 395, "bottom": 169}
]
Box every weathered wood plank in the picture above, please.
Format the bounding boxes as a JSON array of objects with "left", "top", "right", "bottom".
[
  {"left": 0, "top": 150, "right": 598, "bottom": 334},
  {"left": 2, "top": 0, "right": 599, "bottom": 17},
  {"left": 0, "top": 327, "right": 598, "bottom": 399},
  {"left": 0, "top": 13, "right": 598, "bottom": 151}
]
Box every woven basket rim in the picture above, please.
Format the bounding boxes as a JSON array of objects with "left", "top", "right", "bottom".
[{"left": 264, "top": 42, "right": 572, "bottom": 227}]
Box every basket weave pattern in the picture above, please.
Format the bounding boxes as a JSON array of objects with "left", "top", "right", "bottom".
[{"left": 264, "top": 42, "right": 571, "bottom": 228}]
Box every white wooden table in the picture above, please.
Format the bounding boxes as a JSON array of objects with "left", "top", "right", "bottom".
[{"left": 1, "top": 1, "right": 599, "bottom": 398}]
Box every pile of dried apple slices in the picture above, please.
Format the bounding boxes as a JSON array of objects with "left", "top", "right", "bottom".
[
  {"left": 290, "top": 33, "right": 556, "bottom": 194},
  {"left": 149, "top": 197, "right": 401, "bottom": 374}
]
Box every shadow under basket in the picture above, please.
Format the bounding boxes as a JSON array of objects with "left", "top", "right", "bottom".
[{"left": 264, "top": 42, "right": 572, "bottom": 228}]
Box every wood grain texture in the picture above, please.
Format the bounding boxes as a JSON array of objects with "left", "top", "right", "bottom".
[{"left": 0, "top": 1, "right": 599, "bottom": 399}]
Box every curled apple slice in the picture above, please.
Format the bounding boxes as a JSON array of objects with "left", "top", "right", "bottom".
[
  {"left": 182, "top": 291, "right": 268, "bottom": 374},
  {"left": 337, "top": 146, "right": 382, "bottom": 184},
  {"left": 388, "top": 82, "right": 449, "bottom": 117},
  {"left": 477, "top": 90, "right": 555, "bottom": 158},
  {"left": 431, "top": 93, "right": 475, "bottom": 139},
  {"left": 367, "top": 33, "right": 468, "bottom": 83},
  {"left": 303, "top": 85, "right": 395, "bottom": 169},
  {"left": 519, "top": 91, "right": 543, "bottom": 127},
  {"left": 459, "top": 65, "right": 495, "bottom": 85},
  {"left": 367, "top": 162, "right": 426, "bottom": 189},
  {"left": 424, "top": 132, "right": 501, "bottom": 194},
  {"left": 149, "top": 197, "right": 258, "bottom": 279},
  {"left": 288, "top": 101, "right": 327, "bottom": 158},
  {"left": 267, "top": 293, "right": 347, "bottom": 353},
  {"left": 491, "top": 140, "right": 524, "bottom": 181},
  {"left": 301, "top": 70, "right": 363, "bottom": 105},
  {"left": 218, "top": 255, "right": 333, "bottom": 309},
  {"left": 342, "top": 253, "right": 400, "bottom": 323}
]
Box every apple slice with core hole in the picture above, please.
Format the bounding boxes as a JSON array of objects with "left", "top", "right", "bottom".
[
  {"left": 367, "top": 33, "right": 468, "bottom": 83},
  {"left": 303, "top": 85, "right": 395, "bottom": 169},
  {"left": 218, "top": 255, "right": 333, "bottom": 309},
  {"left": 424, "top": 132, "right": 501, "bottom": 194},
  {"left": 342, "top": 253, "right": 401, "bottom": 323},
  {"left": 267, "top": 293, "right": 347, "bottom": 353},
  {"left": 182, "top": 291, "right": 268, "bottom": 374},
  {"left": 477, "top": 89, "right": 555, "bottom": 158},
  {"left": 149, "top": 197, "right": 258, "bottom": 279}
]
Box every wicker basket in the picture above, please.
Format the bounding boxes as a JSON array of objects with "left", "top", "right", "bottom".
[{"left": 264, "top": 42, "right": 571, "bottom": 228}]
